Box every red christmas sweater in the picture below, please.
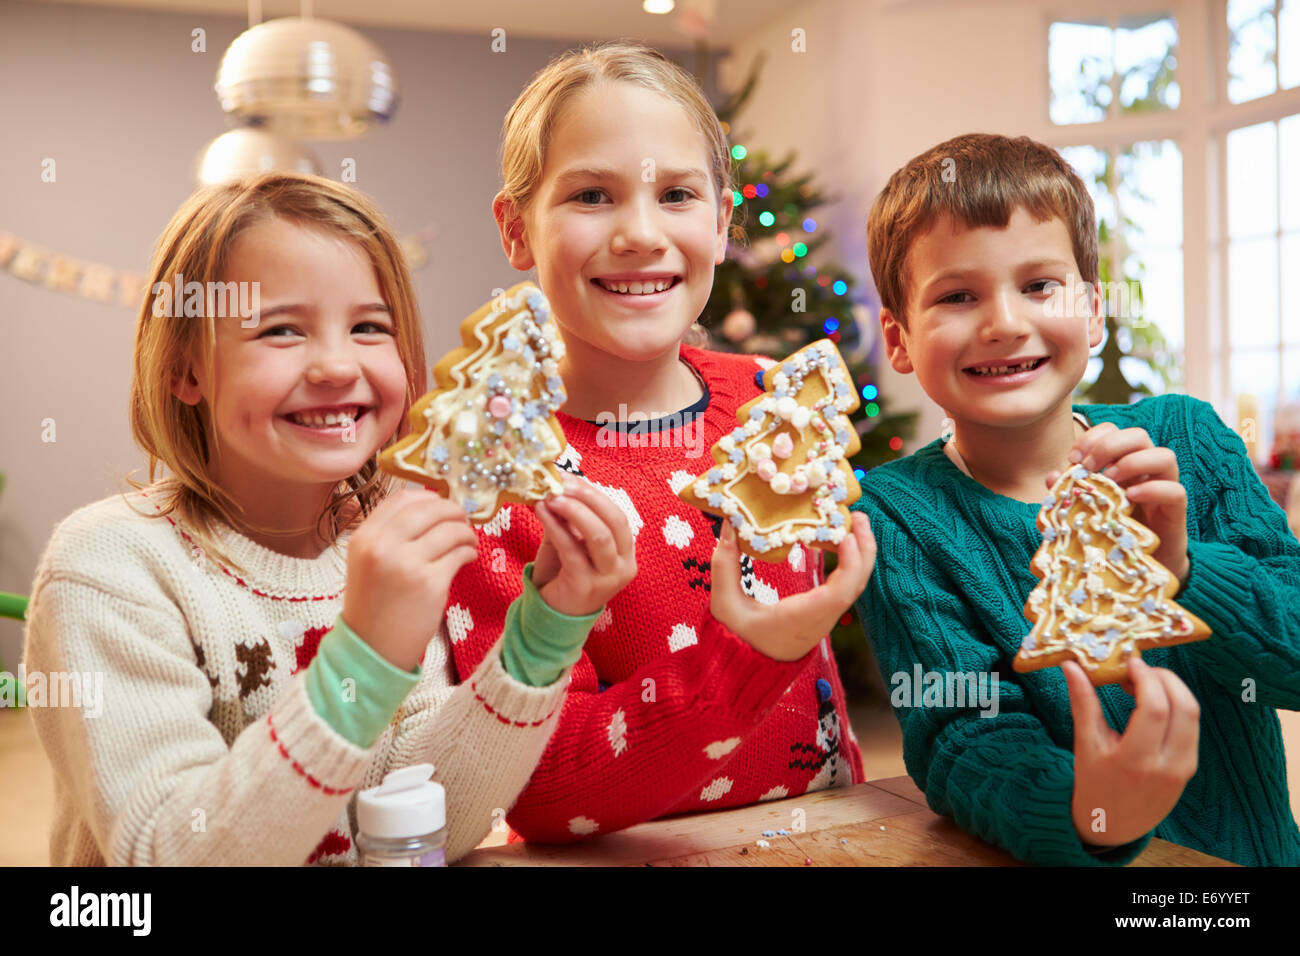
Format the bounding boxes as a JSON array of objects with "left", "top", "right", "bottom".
[{"left": 444, "top": 345, "right": 864, "bottom": 842}]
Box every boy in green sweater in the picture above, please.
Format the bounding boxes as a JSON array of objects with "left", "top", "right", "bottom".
[{"left": 853, "top": 132, "right": 1300, "bottom": 866}]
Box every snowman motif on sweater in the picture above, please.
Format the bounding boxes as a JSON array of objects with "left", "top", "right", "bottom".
[{"left": 788, "top": 678, "right": 844, "bottom": 790}]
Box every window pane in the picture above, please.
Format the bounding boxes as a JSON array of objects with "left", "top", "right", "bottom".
[
  {"left": 1116, "top": 14, "right": 1180, "bottom": 111},
  {"left": 1229, "top": 237, "right": 1280, "bottom": 347},
  {"left": 1231, "top": 352, "right": 1281, "bottom": 428},
  {"left": 1117, "top": 140, "right": 1182, "bottom": 247},
  {"left": 1285, "top": 347, "right": 1300, "bottom": 400},
  {"left": 1115, "top": 140, "right": 1184, "bottom": 364},
  {"left": 1282, "top": 0, "right": 1299, "bottom": 89},
  {"left": 1061, "top": 144, "right": 1118, "bottom": 242},
  {"left": 1050, "top": 20, "right": 1114, "bottom": 124},
  {"left": 1137, "top": 246, "right": 1185, "bottom": 351},
  {"left": 1227, "top": 121, "right": 1279, "bottom": 239},
  {"left": 1228, "top": 0, "right": 1278, "bottom": 103},
  {"left": 1282, "top": 114, "right": 1300, "bottom": 232},
  {"left": 1284, "top": 232, "right": 1300, "bottom": 345}
]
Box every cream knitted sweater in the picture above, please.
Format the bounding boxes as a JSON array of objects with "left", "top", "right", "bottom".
[{"left": 22, "top": 491, "right": 570, "bottom": 866}]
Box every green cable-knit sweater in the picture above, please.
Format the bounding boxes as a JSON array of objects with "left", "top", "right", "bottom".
[{"left": 851, "top": 393, "right": 1300, "bottom": 866}]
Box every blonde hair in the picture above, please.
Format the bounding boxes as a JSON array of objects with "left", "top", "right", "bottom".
[
  {"left": 498, "top": 40, "right": 734, "bottom": 348},
  {"left": 124, "top": 172, "right": 427, "bottom": 575},
  {"left": 867, "top": 133, "right": 1099, "bottom": 330}
]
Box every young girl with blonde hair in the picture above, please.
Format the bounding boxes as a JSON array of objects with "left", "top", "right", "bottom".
[
  {"left": 23, "top": 172, "right": 631, "bottom": 865},
  {"left": 446, "top": 41, "right": 876, "bottom": 842}
]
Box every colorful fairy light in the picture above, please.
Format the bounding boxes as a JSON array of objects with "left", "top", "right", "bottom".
[
  {"left": 742, "top": 184, "right": 757, "bottom": 199},
  {"left": 793, "top": 242, "right": 807, "bottom": 257},
  {"left": 862, "top": 384, "right": 878, "bottom": 400},
  {"left": 823, "top": 317, "right": 839, "bottom": 333},
  {"left": 758, "top": 210, "right": 775, "bottom": 227},
  {"left": 889, "top": 437, "right": 903, "bottom": 451},
  {"left": 781, "top": 249, "right": 796, "bottom": 263},
  {"left": 803, "top": 218, "right": 817, "bottom": 232},
  {"left": 866, "top": 402, "right": 880, "bottom": 417},
  {"left": 854, "top": 468, "right": 865, "bottom": 480},
  {"left": 731, "top": 144, "right": 747, "bottom": 160},
  {"left": 832, "top": 280, "right": 847, "bottom": 295},
  {"left": 755, "top": 183, "right": 770, "bottom": 198},
  {"left": 775, "top": 232, "right": 790, "bottom": 245},
  {"left": 732, "top": 190, "right": 742, "bottom": 207}
]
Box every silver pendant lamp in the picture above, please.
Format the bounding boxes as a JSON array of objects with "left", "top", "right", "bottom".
[{"left": 197, "top": 1, "right": 397, "bottom": 184}]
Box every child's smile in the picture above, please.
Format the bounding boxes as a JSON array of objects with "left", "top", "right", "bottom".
[
  {"left": 175, "top": 217, "right": 408, "bottom": 544},
  {"left": 888, "top": 206, "right": 1102, "bottom": 427},
  {"left": 506, "top": 80, "right": 728, "bottom": 366}
]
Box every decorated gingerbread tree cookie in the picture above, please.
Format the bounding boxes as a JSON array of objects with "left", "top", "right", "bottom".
[
  {"left": 379, "top": 282, "right": 567, "bottom": 524},
  {"left": 1015, "top": 465, "right": 1211, "bottom": 685},
  {"left": 679, "top": 339, "right": 861, "bottom": 562}
]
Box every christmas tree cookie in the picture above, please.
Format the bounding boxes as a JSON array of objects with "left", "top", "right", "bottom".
[
  {"left": 379, "top": 282, "right": 567, "bottom": 524},
  {"left": 679, "top": 339, "right": 861, "bottom": 562},
  {"left": 1015, "top": 465, "right": 1212, "bottom": 685}
]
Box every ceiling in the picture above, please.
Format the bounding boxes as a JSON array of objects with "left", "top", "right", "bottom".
[{"left": 29, "top": 0, "right": 798, "bottom": 45}]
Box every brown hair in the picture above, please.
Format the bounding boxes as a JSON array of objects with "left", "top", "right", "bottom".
[
  {"left": 866, "top": 133, "right": 1098, "bottom": 329},
  {"left": 123, "top": 172, "right": 427, "bottom": 574}
]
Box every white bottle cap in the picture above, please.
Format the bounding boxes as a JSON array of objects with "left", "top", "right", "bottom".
[{"left": 357, "top": 763, "right": 446, "bottom": 838}]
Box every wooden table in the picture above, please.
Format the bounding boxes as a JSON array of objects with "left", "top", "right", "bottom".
[{"left": 458, "top": 776, "right": 1236, "bottom": 866}]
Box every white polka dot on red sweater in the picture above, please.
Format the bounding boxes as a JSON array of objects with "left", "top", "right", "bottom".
[
  {"left": 667, "top": 623, "right": 698, "bottom": 652},
  {"left": 788, "top": 543, "right": 805, "bottom": 572},
  {"left": 758, "top": 785, "right": 789, "bottom": 802},
  {"left": 750, "top": 575, "right": 779, "bottom": 605},
  {"left": 568, "top": 816, "right": 599, "bottom": 836},
  {"left": 704, "top": 737, "right": 741, "bottom": 759},
  {"left": 662, "top": 515, "right": 694, "bottom": 549},
  {"left": 607, "top": 708, "right": 628, "bottom": 757},
  {"left": 482, "top": 506, "right": 512, "bottom": 537},
  {"left": 700, "top": 777, "right": 733, "bottom": 802},
  {"left": 445, "top": 605, "right": 473, "bottom": 644},
  {"left": 667, "top": 470, "right": 696, "bottom": 496},
  {"left": 590, "top": 480, "right": 643, "bottom": 539},
  {"left": 593, "top": 607, "right": 612, "bottom": 632}
]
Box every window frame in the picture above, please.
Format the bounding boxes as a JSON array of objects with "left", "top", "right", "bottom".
[{"left": 1036, "top": 0, "right": 1300, "bottom": 442}]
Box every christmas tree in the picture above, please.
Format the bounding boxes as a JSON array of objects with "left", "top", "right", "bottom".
[
  {"left": 701, "top": 54, "right": 917, "bottom": 477},
  {"left": 699, "top": 54, "right": 917, "bottom": 698}
]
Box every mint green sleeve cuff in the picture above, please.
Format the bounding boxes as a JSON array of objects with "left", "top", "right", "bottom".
[
  {"left": 304, "top": 616, "right": 422, "bottom": 749},
  {"left": 499, "top": 562, "right": 603, "bottom": 688}
]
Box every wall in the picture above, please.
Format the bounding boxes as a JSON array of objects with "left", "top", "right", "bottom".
[{"left": 0, "top": 0, "right": 711, "bottom": 667}]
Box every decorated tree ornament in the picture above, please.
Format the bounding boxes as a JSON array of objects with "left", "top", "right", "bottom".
[
  {"left": 679, "top": 339, "right": 862, "bottom": 562},
  {"left": 1015, "top": 466, "right": 1212, "bottom": 686},
  {"left": 379, "top": 282, "right": 567, "bottom": 524},
  {"left": 722, "top": 307, "right": 757, "bottom": 342}
]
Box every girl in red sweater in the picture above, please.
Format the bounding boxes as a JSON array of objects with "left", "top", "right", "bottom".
[{"left": 445, "top": 40, "right": 876, "bottom": 841}]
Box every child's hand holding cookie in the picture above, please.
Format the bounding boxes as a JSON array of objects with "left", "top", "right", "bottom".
[
  {"left": 1047, "top": 423, "right": 1189, "bottom": 585},
  {"left": 532, "top": 477, "right": 637, "bottom": 617},
  {"left": 342, "top": 489, "right": 481, "bottom": 672},
  {"left": 1066, "top": 656, "right": 1201, "bottom": 849},
  {"left": 709, "top": 511, "right": 876, "bottom": 661}
]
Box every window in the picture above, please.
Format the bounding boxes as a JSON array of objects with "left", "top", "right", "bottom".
[
  {"left": 1222, "top": 116, "right": 1300, "bottom": 450},
  {"left": 1227, "top": 0, "right": 1299, "bottom": 103},
  {"left": 1221, "top": 2, "right": 1300, "bottom": 456},
  {"left": 1046, "top": 2, "right": 1300, "bottom": 462},
  {"left": 1050, "top": 13, "right": 1181, "bottom": 124},
  {"left": 1049, "top": 12, "right": 1184, "bottom": 403}
]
